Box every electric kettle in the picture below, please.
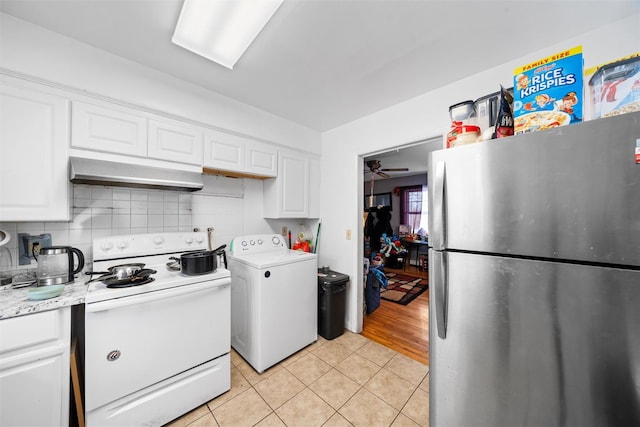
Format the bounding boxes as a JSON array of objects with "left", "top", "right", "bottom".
[
  {"left": 0, "top": 229, "right": 12, "bottom": 286},
  {"left": 36, "top": 246, "right": 85, "bottom": 286}
]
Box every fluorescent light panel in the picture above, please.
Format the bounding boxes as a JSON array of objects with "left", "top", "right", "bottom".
[{"left": 172, "top": 0, "right": 284, "bottom": 69}]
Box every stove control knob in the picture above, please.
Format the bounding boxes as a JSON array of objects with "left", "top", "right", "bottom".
[
  {"left": 250, "top": 240, "right": 255, "bottom": 245},
  {"left": 257, "top": 239, "right": 263, "bottom": 245},
  {"left": 185, "top": 236, "right": 194, "bottom": 245},
  {"left": 195, "top": 235, "right": 204, "bottom": 244},
  {"left": 117, "top": 240, "right": 129, "bottom": 250},
  {"left": 153, "top": 236, "right": 165, "bottom": 245},
  {"left": 241, "top": 240, "right": 248, "bottom": 247},
  {"left": 101, "top": 241, "right": 113, "bottom": 252},
  {"left": 272, "top": 236, "right": 281, "bottom": 245}
]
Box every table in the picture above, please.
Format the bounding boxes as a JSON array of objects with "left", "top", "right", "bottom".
[{"left": 401, "top": 239, "right": 429, "bottom": 271}]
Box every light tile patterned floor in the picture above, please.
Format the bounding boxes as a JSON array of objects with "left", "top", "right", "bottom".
[{"left": 166, "top": 331, "right": 429, "bottom": 427}]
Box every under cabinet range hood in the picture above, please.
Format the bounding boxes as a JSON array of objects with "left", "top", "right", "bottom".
[{"left": 69, "top": 157, "right": 204, "bottom": 191}]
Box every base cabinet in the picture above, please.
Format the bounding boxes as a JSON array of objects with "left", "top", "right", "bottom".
[
  {"left": 0, "top": 77, "right": 70, "bottom": 221},
  {"left": 0, "top": 307, "right": 71, "bottom": 427}
]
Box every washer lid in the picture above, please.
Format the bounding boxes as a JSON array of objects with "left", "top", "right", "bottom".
[{"left": 229, "top": 250, "right": 317, "bottom": 269}]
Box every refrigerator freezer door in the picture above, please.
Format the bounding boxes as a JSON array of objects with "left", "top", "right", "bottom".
[
  {"left": 428, "top": 112, "right": 640, "bottom": 266},
  {"left": 430, "top": 251, "right": 640, "bottom": 427}
]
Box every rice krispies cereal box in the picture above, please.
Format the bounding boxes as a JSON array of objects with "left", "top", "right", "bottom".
[{"left": 513, "top": 46, "right": 583, "bottom": 134}]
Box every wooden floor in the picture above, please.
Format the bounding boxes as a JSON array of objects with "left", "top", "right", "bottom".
[{"left": 361, "top": 264, "right": 430, "bottom": 366}]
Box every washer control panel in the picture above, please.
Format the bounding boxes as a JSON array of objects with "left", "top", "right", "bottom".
[{"left": 231, "top": 234, "right": 287, "bottom": 255}]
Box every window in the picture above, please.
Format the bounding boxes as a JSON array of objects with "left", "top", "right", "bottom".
[{"left": 400, "top": 185, "right": 428, "bottom": 234}]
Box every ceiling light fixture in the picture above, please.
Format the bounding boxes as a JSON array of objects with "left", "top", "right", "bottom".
[{"left": 172, "top": 0, "right": 284, "bottom": 70}]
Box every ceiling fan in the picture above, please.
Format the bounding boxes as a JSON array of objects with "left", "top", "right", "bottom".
[
  {"left": 365, "top": 159, "right": 409, "bottom": 210},
  {"left": 365, "top": 159, "right": 409, "bottom": 178}
]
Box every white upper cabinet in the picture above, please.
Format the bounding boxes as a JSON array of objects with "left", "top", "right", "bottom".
[
  {"left": 72, "top": 100, "right": 203, "bottom": 166},
  {"left": 203, "top": 130, "right": 277, "bottom": 178},
  {"left": 246, "top": 140, "right": 278, "bottom": 177},
  {"left": 148, "top": 118, "right": 203, "bottom": 165},
  {"left": 0, "top": 77, "right": 70, "bottom": 221},
  {"left": 72, "top": 100, "right": 147, "bottom": 157},
  {"left": 203, "top": 130, "right": 245, "bottom": 171},
  {"left": 263, "top": 150, "right": 320, "bottom": 218}
]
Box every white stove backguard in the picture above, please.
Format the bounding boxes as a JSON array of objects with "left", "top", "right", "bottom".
[{"left": 93, "top": 232, "right": 209, "bottom": 261}]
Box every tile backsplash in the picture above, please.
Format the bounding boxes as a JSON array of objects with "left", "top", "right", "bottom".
[{"left": 0, "top": 176, "right": 245, "bottom": 271}]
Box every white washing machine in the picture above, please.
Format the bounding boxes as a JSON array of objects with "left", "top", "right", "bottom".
[{"left": 228, "top": 234, "right": 318, "bottom": 373}]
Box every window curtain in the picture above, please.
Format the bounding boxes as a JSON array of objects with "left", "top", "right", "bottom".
[
  {"left": 400, "top": 185, "right": 423, "bottom": 233},
  {"left": 420, "top": 184, "right": 429, "bottom": 235}
]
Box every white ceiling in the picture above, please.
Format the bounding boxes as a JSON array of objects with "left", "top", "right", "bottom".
[{"left": 1, "top": 0, "right": 637, "bottom": 133}]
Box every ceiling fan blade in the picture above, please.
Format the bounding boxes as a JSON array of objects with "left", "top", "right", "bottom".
[
  {"left": 380, "top": 167, "right": 409, "bottom": 171},
  {"left": 376, "top": 171, "right": 390, "bottom": 178}
]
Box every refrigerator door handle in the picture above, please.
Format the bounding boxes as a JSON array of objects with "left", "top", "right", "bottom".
[
  {"left": 432, "top": 250, "right": 448, "bottom": 339},
  {"left": 432, "top": 161, "right": 446, "bottom": 250}
]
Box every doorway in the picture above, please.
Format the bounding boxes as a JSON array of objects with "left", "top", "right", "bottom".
[{"left": 359, "top": 137, "right": 441, "bottom": 365}]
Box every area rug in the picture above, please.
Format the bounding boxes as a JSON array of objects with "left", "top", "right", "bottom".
[{"left": 380, "top": 272, "right": 428, "bottom": 306}]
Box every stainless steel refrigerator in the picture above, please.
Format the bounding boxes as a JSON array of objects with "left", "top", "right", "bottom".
[{"left": 428, "top": 111, "right": 640, "bottom": 426}]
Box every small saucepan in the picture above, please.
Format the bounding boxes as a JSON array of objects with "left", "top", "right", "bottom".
[
  {"left": 170, "top": 244, "right": 226, "bottom": 276},
  {"left": 86, "top": 263, "right": 148, "bottom": 283},
  {"left": 101, "top": 268, "right": 157, "bottom": 287}
]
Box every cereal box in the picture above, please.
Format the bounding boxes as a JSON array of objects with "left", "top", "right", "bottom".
[{"left": 513, "top": 46, "right": 583, "bottom": 134}]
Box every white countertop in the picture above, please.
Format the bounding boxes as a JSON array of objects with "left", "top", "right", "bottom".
[{"left": 0, "top": 281, "right": 87, "bottom": 320}]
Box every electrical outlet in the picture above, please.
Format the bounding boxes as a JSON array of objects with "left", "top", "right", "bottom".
[
  {"left": 282, "top": 226, "right": 288, "bottom": 237},
  {"left": 18, "top": 233, "right": 52, "bottom": 265},
  {"left": 346, "top": 229, "right": 352, "bottom": 240},
  {"left": 29, "top": 241, "right": 41, "bottom": 256}
]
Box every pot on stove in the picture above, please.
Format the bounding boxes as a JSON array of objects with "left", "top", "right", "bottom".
[{"left": 171, "top": 244, "right": 226, "bottom": 275}]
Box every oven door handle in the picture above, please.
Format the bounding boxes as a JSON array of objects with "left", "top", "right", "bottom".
[{"left": 85, "top": 280, "right": 230, "bottom": 313}]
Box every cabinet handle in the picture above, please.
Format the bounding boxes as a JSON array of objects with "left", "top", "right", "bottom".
[{"left": 86, "top": 281, "right": 229, "bottom": 313}]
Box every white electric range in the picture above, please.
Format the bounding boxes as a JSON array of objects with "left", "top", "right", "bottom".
[{"left": 84, "top": 232, "right": 231, "bottom": 426}]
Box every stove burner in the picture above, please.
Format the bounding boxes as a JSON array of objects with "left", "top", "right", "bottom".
[{"left": 106, "top": 277, "right": 155, "bottom": 288}]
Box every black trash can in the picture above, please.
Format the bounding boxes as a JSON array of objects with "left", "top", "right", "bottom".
[{"left": 317, "top": 268, "right": 349, "bottom": 340}]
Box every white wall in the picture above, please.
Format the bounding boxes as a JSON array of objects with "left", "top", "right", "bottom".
[
  {"left": 319, "top": 13, "right": 640, "bottom": 333},
  {"left": 0, "top": 13, "right": 321, "bottom": 153}
]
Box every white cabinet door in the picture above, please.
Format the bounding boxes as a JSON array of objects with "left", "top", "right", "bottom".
[
  {"left": 0, "top": 79, "right": 70, "bottom": 221},
  {"left": 203, "top": 130, "right": 277, "bottom": 178},
  {"left": 0, "top": 307, "right": 71, "bottom": 427},
  {"left": 148, "top": 118, "right": 203, "bottom": 165},
  {"left": 246, "top": 140, "right": 277, "bottom": 177},
  {"left": 72, "top": 100, "right": 147, "bottom": 157},
  {"left": 280, "top": 152, "right": 309, "bottom": 216},
  {"left": 203, "top": 130, "right": 246, "bottom": 172},
  {"left": 264, "top": 150, "right": 317, "bottom": 218}
]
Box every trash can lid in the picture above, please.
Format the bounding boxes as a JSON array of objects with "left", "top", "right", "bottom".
[{"left": 317, "top": 268, "right": 349, "bottom": 285}]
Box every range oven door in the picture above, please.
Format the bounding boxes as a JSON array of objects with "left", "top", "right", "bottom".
[{"left": 84, "top": 279, "right": 230, "bottom": 412}]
